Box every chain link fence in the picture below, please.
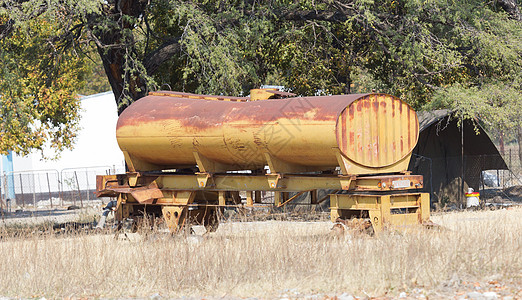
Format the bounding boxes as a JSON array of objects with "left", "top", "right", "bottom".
[
  {"left": 499, "top": 148, "right": 522, "bottom": 187},
  {"left": 484, "top": 148, "right": 522, "bottom": 207},
  {"left": 2, "top": 148, "right": 520, "bottom": 211},
  {"left": 1, "top": 166, "right": 124, "bottom": 210},
  {"left": 412, "top": 150, "right": 521, "bottom": 209},
  {"left": 1, "top": 170, "right": 60, "bottom": 209}
]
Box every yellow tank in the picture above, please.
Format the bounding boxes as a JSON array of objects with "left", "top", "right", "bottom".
[{"left": 117, "top": 91, "right": 419, "bottom": 175}]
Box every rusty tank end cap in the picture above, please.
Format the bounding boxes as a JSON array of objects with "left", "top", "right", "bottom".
[{"left": 335, "top": 94, "right": 419, "bottom": 168}]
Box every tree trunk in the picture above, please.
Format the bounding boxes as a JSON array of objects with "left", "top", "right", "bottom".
[
  {"left": 97, "top": 46, "right": 148, "bottom": 115},
  {"left": 92, "top": 0, "right": 149, "bottom": 115},
  {"left": 97, "top": 47, "right": 125, "bottom": 114}
]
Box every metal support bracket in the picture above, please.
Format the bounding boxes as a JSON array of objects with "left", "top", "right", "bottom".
[
  {"left": 194, "top": 152, "right": 234, "bottom": 173},
  {"left": 115, "top": 194, "right": 131, "bottom": 222},
  {"left": 339, "top": 175, "right": 356, "bottom": 190},
  {"left": 267, "top": 174, "right": 282, "bottom": 189},
  {"left": 128, "top": 172, "right": 140, "bottom": 187},
  {"left": 196, "top": 172, "right": 213, "bottom": 188},
  {"left": 333, "top": 148, "right": 349, "bottom": 175}
]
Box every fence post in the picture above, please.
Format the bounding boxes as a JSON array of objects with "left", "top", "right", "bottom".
[
  {"left": 2, "top": 173, "right": 7, "bottom": 206},
  {"left": 59, "top": 170, "right": 64, "bottom": 207},
  {"left": 0, "top": 178, "right": 4, "bottom": 214},
  {"left": 460, "top": 120, "right": 465, "bottom": 209},
  {"left": 85, "top": 169, "right": 90, "bottom": 203},
  {"left": 509, "top": 149, "right": 512, "bottom": 186},
  {"left": 32, "top": 180, "right": 36, "bottom": 212},
  {"left": 19, "top": 173, "right": 24, "bottom": 208},
  {"left": 46, "top": 172, "right": 53, "bottom": 209},
  {"left": 74, "top": 171, "right": 83, "bottom": 208}
]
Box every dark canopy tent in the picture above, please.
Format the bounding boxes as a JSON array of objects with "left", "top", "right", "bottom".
[{"left": 408, "top": 110, "right": 507, "bottom": 206}]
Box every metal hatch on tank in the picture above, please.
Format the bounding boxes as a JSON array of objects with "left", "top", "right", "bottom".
[{"left": 96, "top": 88, "right": 430, "bottom": 234}]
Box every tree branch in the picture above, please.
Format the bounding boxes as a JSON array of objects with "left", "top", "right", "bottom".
[
  {"left": 497, "top": 0, "right": 521, "bottom": 21},
  {"left": 143, "top": 38, "right": 181, "bottom": 76},
  {"left": 0, "top": 19, "right": 14, "bottom": 39},
  {"left": 276, "top": 9, "right": 348, "bottom": 22}
]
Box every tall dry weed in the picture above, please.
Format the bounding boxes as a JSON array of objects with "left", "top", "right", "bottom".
[{"left": 0, "top": 208, "right": 520, "bottom": 298}]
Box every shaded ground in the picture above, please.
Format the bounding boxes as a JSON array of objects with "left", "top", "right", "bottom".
[
  {"left": 0, "top": 206, "right": 100, "bottom": 227},
  {"left": 481, "top": 185, "right": 522, "bottom": 206}
]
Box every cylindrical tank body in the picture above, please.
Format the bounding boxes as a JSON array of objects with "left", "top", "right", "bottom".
[{"left": 117, "top": 91, "right": 419, "bottom": 174}]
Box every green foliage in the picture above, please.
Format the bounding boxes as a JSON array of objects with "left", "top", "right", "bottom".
[
  {"left": 428, "top": 81, "right": 522, "bottom": 136},
  {"left": 0, "top": 0, "right": 520, "bottom": 155},
  {"left": 0, "top": 15, "right": 88, "bottom": 156},
  {"left": 422, "top": 1, "right": 522, "bottom": 136},
  {"left": 159, "top": 2, "right": 259, "bottom": 95},
  {"left": 79, "top": 55, "right": 111, "bottom": 96}
]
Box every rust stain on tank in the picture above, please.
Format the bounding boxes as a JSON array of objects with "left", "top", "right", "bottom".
[
  {"left": 341, "top": 110, "right": 347, "bottom": 152},
  {"left": 118, "top": 93, "right": 370, "bottom": 132},
  {"left": 117, "top": 90, "right": 419, "bottom": 173},
  {"left": 407, "top": 108, "right": 411, "bottom": 149}
]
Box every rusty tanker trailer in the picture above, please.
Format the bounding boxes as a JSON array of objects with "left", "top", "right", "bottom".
[{"left": 96, "top": 89, "right": 430, "bottom": 233}]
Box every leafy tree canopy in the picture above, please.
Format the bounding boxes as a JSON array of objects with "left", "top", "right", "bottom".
[
  {"left": 0, "top": 13, "right": 91, "bottom": 156},
  {"left": 1, "top": 0, "right": 521, "bottom": 154}
]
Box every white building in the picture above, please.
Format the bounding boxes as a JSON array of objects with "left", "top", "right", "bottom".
[
  {"left": 3, "top": 92, "right": 125, "bottom": 172},
  {"left": 1, "top": 92, "right": 125, "bottom": 206}
]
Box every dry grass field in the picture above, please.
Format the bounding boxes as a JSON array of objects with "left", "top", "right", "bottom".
[{"left": 0, "top": 207, "right": 521, "bottom": 299}]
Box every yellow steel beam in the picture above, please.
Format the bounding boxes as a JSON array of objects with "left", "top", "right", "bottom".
[
  {"left": 274, "top": 192, "right": 282, "bottom": 206},
  {"left": 277, "top": 190, "right": 308, "bottom": 207},
  {"left": 246, "top": 191, "right": 254, "bottom": 207},
  {"left": 330, "top": 192, "right": 430, "bottom": 233},
  {"left": 218, "top": 191, "right": 226, "bottom": 206},
  {"left": 154, "top": 174, "right": 422, "bottom": 192},
  {"left": 97, "top": 173, "right": 423, "bottom": 197}
]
